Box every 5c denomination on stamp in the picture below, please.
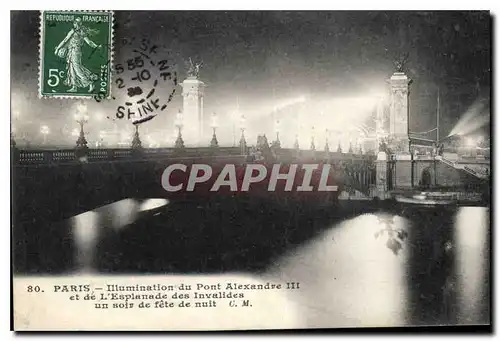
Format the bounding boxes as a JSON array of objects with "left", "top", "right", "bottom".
[{"left": 39, "top": 10, "right": 114, "bottom": 99}]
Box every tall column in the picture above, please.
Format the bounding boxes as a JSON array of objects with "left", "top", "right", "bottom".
[
  {"left": 181, "top": 77, "right": 205, "bottom": 146},
  {"left": 389, "top": 72, "right": 411, "bottom": 154}
]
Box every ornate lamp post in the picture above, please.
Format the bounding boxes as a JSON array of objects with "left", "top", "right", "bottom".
[
  {"left": 273, "top": 119, "right": 281, "bottom": 148},
  {"left": 175, "top": 110, "right": 185, "bottom": 148},
  {"left": 293, "top": 116, "right": 301, "bottom": 151},
  {"left": 348, "top": 126, "right": 355, "bottom": 154},
  {"left": 334, "top": 130, "right": 342, "bottom": 153},
  {"left": 210, "top": 112, "right": 219, "bottom": 148},
  {"left": 239, "top": 114, "right": 247, "bottom": 154},
  {"left": 357, "top": 138, "right": 364, "bottom": 155},
  {"left": 40, "top": 125, "right": 50, "bottom": 145},
  {"left": 324, "top": 128, "right": 330, "bottom": 153},
  {"left": 294, "top": 134, "right": 300, "bottom": 151},
  {"left": 131, "top": 124, "right": 142, "bottom": 149},
  {"left": 74, "top": 102, "right": 89, "bottom": 150},
  {"left": 310, "top": 125, "right": 316, "bottom": 151},
  {"left": 98, "top": 130, "right": 106, "bottom": 148}
]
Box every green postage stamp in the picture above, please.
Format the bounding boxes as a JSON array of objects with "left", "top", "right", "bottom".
[{"left": 39, "top": 10, "right": 114, "bottom": 99}]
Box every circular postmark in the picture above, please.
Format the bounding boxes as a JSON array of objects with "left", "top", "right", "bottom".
[{"left": 94, "top": 36, "right": 178, "bottom": 126}]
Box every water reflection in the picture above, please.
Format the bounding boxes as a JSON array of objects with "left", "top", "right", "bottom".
[
  {"left": 262, "top": 207, "right": 489, "bottom": 327},
  {"left": 72, "top": 211, "right": 99, "bottom": 273},
  {"left": 16, "top": 197, "right": 490, "bottom": 327},
  {"left": 455, "top": 207, "right": 489, "bottom": 324},
  {"left": 71, "top": 198, "right": 170, "bottom": 272},
  {"left": 265, "top": 213, "right": 410, "bottom": 328},
  {"left": 106, "top": 199, "right": 139, "bottom": 230}
]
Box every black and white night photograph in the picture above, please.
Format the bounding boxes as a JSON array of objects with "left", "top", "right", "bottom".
[{"left": 10, "top": 10, "right": 491, "bottom": 331}]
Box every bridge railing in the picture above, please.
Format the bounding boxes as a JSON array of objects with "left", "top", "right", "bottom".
[
  {"left": 13, "top": 146, "right": 377, "bottom": 195},
  {"left": 13, "top": 146, "right": 375, "bottom": 166}
]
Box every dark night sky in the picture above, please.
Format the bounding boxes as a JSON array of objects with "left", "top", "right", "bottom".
[{"left": 11, "top": 11, "right": 491, "bottom": 146}]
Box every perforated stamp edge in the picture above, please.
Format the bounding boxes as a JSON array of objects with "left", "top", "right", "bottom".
[{"left": 37, "top": 10, "right": 115, "bottom": 100}]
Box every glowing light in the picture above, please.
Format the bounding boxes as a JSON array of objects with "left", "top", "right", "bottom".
[
  {"left": 175, "top": 110, "right": 184, "bottom": 127},
  {"left": 40, "top": 125, "right": 50, "bottom": 135},
  {"left": 455, "top": 207, "right": 489, "bottom": 324},
  {"left": 77, "top": 101, "right": 87, "bottom": 115},
  {"left": 268, "top": 213, "right": 409, "bottom": 327},
  {"left": 139, "top": 199, "right": 169, "bottom": 212},
  {"left": 448, "top": 99, "right": 490, "bottom": 137},
  {"left": 74, "top": 112, "right": 89, "bottom": 122},
  {"left": 465, "top": 137, "right": 475, "bottom": 148},
  {"left": 274, "top": 119, "right": 281, "bottom": 133},
  {"left": 107, "top": 199, "right": 139, "bottom": 230},
  {"left": 211, "top": 112, "right": 218, "bottom": 128},
  {"left": 72, "top": 211, "right": 99, "bottom": 272},
  {"left": 239, "top": 114, "right": 246, "bottom": 129}
]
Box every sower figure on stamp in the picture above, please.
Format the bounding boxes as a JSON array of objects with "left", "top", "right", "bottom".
[{"left": 54, "top": 17, "right": 100, "bottom": 93}]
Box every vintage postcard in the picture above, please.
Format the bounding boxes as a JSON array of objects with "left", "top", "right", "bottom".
[
  {"left": 11, "top": 11, "right": 491, "bottom": 331},
  {"left": 38, "top": 10, "right": 113, "bottom": 99}
]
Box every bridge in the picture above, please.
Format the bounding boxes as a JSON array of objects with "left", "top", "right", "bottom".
[
  {"left": 12, "top": 141, "right": 489, "bottom": 221},
  {"left": 11, "top": 67, "right": 491, "bottom": 279},
  {"left": 12, "top": 64, "right": 490, "bottom": 220},
  {"left": 12, "top": 145, "right": 377, "bottom": 219},
  {"left": 10, "top": 52, "right": 492, "bottom": 327},
  {"left": 11, "top": 141, "right": 490, "bottom": 278},
  {"left": 11, "top": 143, "right": 378, "bottom": 273}
]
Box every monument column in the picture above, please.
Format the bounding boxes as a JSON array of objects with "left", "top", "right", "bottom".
[
  {"left": 389, "top": 71, "right": 411, "bottom": 154},
  {"left": 389, "top": 69, "right": 413, "bottom": 189},
  {"left": 180, "top": 60, "right": 205, "bottom": 146}
]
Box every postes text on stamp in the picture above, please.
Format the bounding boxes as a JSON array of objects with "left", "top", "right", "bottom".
[{"left": 39, "top": 10, "right": 113, "bottom": 99}]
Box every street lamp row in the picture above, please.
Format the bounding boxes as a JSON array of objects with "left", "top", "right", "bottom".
[
  {"left": 17, "top": 104, "right": 366, "bottom": 154},
  {"left": 74, "top": 104, "right": 90, "bottom": 150},
  {"left": 25, "top": 124, "right": 365, "bottom": 154}
]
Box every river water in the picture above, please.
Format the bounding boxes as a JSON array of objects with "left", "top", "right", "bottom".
[{"left": 13, "top": 197, "right": 490, "bottom": 327}]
